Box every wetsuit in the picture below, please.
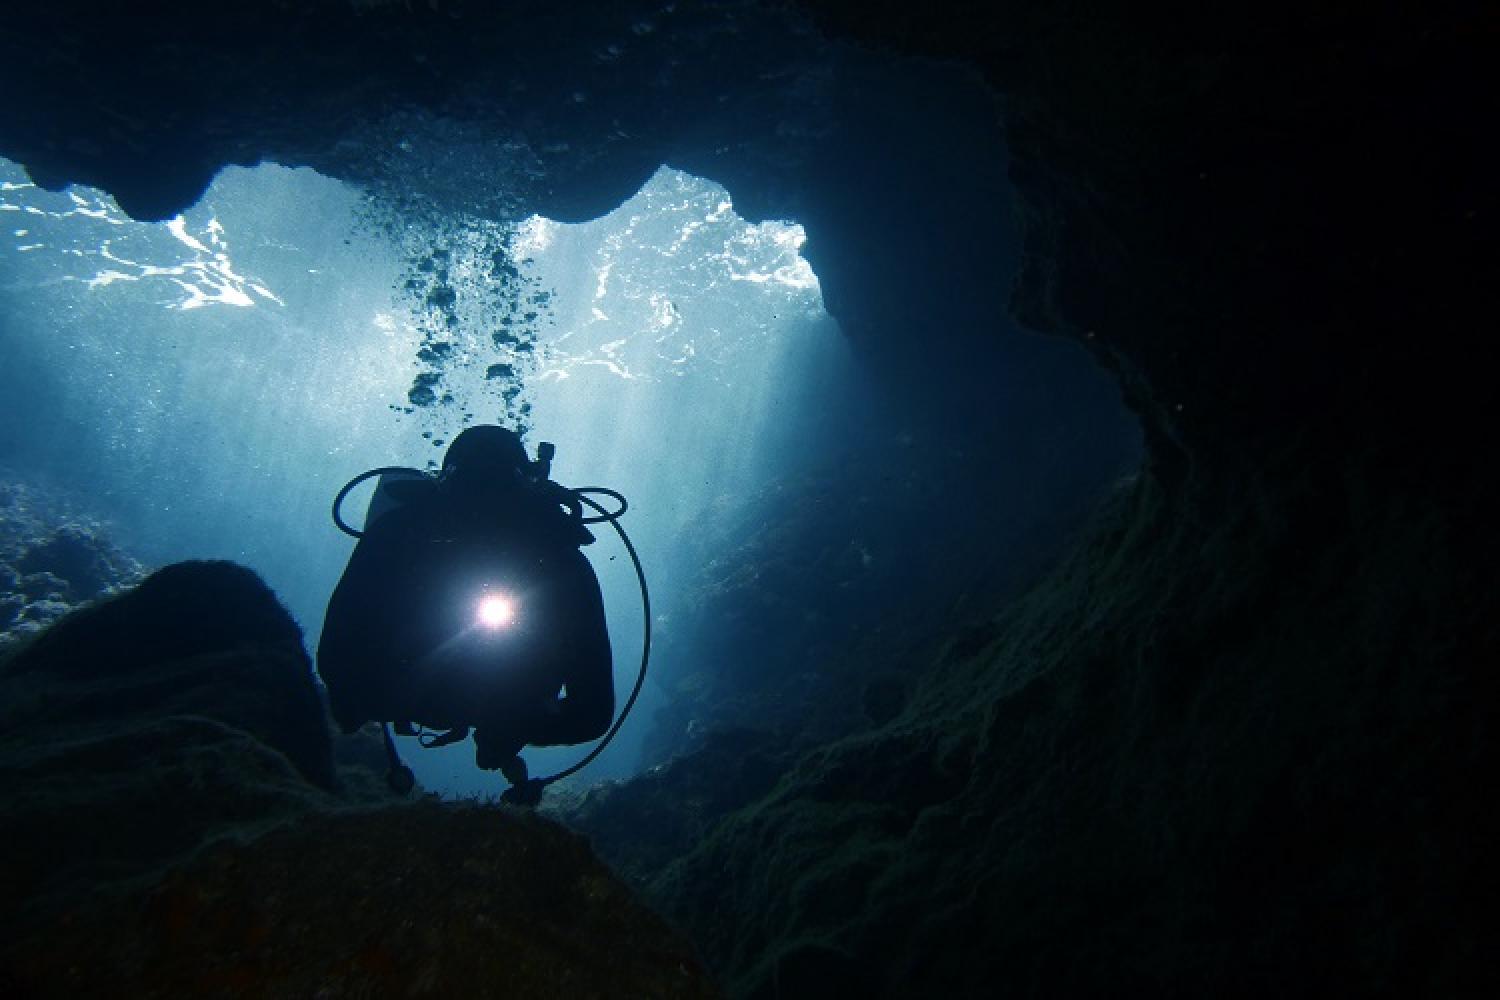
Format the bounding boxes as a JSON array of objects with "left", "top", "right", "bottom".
[{"left": 318, "top": 476, "right": 613, "bottom": 768}]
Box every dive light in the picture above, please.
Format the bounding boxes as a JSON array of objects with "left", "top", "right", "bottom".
[{"left": 475, "top": 593, "right": 518, "bottom": 629}]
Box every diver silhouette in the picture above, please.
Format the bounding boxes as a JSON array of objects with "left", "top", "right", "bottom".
[{"left": 318, "top": 425, "right": 614, "bottom": 801}]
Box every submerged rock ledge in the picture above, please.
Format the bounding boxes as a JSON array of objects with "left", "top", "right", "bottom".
[
  {"left": 562, "top": 474, "right": 1494, "bottom": 997},
  {"left": 0, "top": 560, "right": 716, "bottom": 999}
]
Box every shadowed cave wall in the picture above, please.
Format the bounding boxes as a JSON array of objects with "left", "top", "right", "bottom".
[{"left": 2, "top": 2, "right": 1494, "bottom": 997}]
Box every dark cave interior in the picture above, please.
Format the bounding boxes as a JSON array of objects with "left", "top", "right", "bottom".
[{"left": 1, "top": 2, "right": 1494, "bottom": 997}]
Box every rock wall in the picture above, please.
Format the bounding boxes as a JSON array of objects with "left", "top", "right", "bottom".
[
  {"left": 1, "top": 477, "right": 144, "bottom": 641},
  {"left": 800, "top": 2, "right": 1494, "bottom": 488},
  {"left": 622, "top": 3, "right": 1495, "bottom": 995},
  {"left": 571, "top": 473, "right": 1493, "bottom": 996}
]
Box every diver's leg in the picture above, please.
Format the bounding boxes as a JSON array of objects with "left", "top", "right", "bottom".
[
  {"left": 499, "top": 756, "right": 528, "bottom": 786},
  {"left": 473, "top": 726, "right": 526, "bottom": 783}
]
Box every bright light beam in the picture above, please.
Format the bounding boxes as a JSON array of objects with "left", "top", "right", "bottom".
[{"left": 476, "top": 593, "right": 517, "bottom": 629}]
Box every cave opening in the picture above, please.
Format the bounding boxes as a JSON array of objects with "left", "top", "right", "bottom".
[
  {"left": 0, "top": 153, "right": 886, "bottom": 791},
  {"left": 1, "top": 126, "right": 1141, "bottom": 795},
  {"left": 0, "top": 28, "right": 1144, "bottom": 802}
]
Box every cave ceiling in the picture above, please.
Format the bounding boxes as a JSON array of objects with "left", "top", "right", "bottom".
[
  {"left": 2, "top": 1, "right": 830, "bottom": 226},
  {"left": 3, "top": 1, "right": 1492, "bottom": 494}
]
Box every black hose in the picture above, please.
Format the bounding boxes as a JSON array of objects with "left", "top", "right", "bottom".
[
  {"left": 332, "top": 466, "right": 426, "bottom": 538},
  {"left": 535, "top": 490, "right": 651, "bottom": 787},
  {"left": 575, "top": 486, "right": 628, "bottom": 524}
]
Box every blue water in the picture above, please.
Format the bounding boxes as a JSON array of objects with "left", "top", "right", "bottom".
[{"left": 0, "top": 157, "right": 866, "bottom": 795}]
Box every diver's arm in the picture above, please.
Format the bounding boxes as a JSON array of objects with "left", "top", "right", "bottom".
[
  {"left": 527, "top": 555, "right": 614, "bottom": 746},
  {"left": 316, "top": 511, "right": 424, "bottom": 732},
  {"left": 317, "top": 536, "right": 389, "bottom": 731}
]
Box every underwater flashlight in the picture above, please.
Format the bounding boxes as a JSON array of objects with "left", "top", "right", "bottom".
[{"left": 475, "top": 594, "right": 517, "bottom": 629}]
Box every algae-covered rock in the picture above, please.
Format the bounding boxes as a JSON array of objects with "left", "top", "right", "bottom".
[
  {"left": 552, "top": 727, "right": 794, "bottom": 889},
  {"left": 0, "top": 560, "right": 338, "bottom": 927},
  {"left": 4, "top": 802, "right": 716, "bottom": 1000},
  {"left": 0, "top": 478, "right": 144, "bottom": 644},
  {"left": 636, "top": 479, "right": 1497, "bottom": 998},
  {"left": 2, "top": 560, "right": 334, "bottom": 784},
  {"left": 0, "top": 559, "right": 719, "bottom": 999}
]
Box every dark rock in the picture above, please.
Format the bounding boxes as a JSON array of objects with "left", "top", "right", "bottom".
[
  {"left": 16, "top": 524, "right": 125, "bottom": 601},
  {"left": 1, "top": 483, "right": 145, "bottom": 645},
  {"left": 550, "top": 727, "right": 794, "bottom": 889},
  {"left": 637, "top": 480, "right": 1498, "bottom": 998},
  {"left": 7, "top": 598, "right": 70, "bottom": 633},
  {"left": 0, "top": 561, "right": 719, "bottom": 999},
  {"left": 3, "top": 802, "right": 719, "bottom": 1000},
  {"left": 331, "top": 722, "right": 394, "bottom": 776},
  {"left": 860, "top": 673, "right": 906, "bottom": 727},
  {"left": 16, "top": 570, "right": 68, "bottom": 602},
  {"left": 640, "top": 444, "right": 1109, "bottom": 764},
  {"left": 762, "top": 942, "right": 881, "bottom": 999},
  {"left": 0, "top": 1, "right": 828, "bottom": 225},
  {"left": 0, "top": 560, "right": 338, "bottom": 925},
  {"left": 9, "top": 561, "right": 309, "bottom": 680}
]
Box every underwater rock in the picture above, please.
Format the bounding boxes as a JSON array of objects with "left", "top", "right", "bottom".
[
  {"left": 0, "top": 559, "right": 719, "bottom": 998},
  {"left": 0, "top": 560, "right": 338, "bottom": 927},
  {"left": 641, "top": 440, "right": 1098, "bottom": 765},
  {"left": 859, "top": 673, "right": 906, "bottom": 727},
  {"left": 2, "top": 802, "right": 717, "bottom": 999},
  {"left": 613, "top": 479, "right": 1498, "bottom": 998},
  {"left": 0, "top": 1, "right": 828, "bottom": 225},
  {"left": 16, "top": 571, "right": 68, "bottom": 603},
  {"left": 6, "top": 597, "right": 71, "bottom": 634},
  {"left": 0, "top": 480, "right": 144, "bottom": 646},
  {"left": 550, "top": 727, "right": 793, "bottom": 888},
  {"left": 16, "top": 524, "right": 130, "bottom": 601},
  {"left": 1, "top": 560, "right": 720, "bottom": 995}
]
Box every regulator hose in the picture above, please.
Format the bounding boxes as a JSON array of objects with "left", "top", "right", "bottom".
[
  {"left": 331, "top": 466, "right": 425, "bottom": 539},
  {"left": 577, "top": 486, "right": 627, "bottom": 524},
  {"left": 535, "top": 488, "right": 650, "bottom": 788}
]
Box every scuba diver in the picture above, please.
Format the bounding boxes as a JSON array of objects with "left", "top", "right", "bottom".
[{"left": 318, "top": 425, "right": 621, "bottom": 803}]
